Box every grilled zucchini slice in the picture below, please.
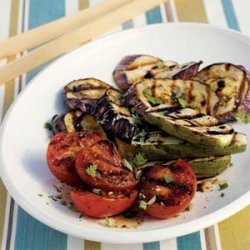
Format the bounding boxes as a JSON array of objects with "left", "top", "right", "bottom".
[
  {"left": 137, "top": 155, "right": 231, "bottom": 179},
  {"left": 123, "top": 78, "right": 218, "bottom": 115},
  {"left": 132, "top": 130, "right": 246, "bottom": 160},
  {"left": 113, "top": 54, "right": 202, "bottom": 91},
  {"left": 64, "top": 78, "right": 111, "bottom": 114},
  {"left": 193, "top": 63, "right": 249, "bottom": 122},
  {"left": 144, "top": 108, "right": 235, "bottom": 147}
]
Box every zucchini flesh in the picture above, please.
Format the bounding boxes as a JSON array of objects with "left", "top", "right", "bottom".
[
  {"left": 132, "top": 131, "right": 246, "bottom": 160},
  {"left": 144, "top": 108, "right": 235, "bottom": 147}
]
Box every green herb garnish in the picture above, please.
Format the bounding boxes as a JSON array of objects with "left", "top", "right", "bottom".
[
  {"left": 234, "top": 111, "right": 250, "bottom": 123},
  {"left": 67, "top": 202, "right": 76, "bottom": 211},
  {"left": 132, "top": 152, "right": 147, "bottom": 166},
  {"left": 104, "top": 217, "right": 111, "bottom": 227},
  {"left": 143, "top": 89, "right": 162, "bottom": 105},
  {"left": 123, "top": 159, "right": 133, "bottom": 171},
  {"left": 44, "top": 122, "right": 52, "bottom": 131},
  {"left": 139, "top": 200, "right": 147, "bottom": 210},
  {"left": 139, "top": 195, "right": 156, "bottom": 210},
  {"left": 86, "top": 164, "right": 98, "bottom": 177},
  {"left": 133, "top": 113, "right": 144, "bottom": 125},
  {"left": 220, "top": 192, "right": 225, "bottom": 197},
  {"left": 185, "top": 204, "right": 193, "bottom": 211},
  {"left": 219, "top": 183, "right": 228, "bottom": 190},
  {"left": 135, "top": 170, "right": 142, "bottom": 180},
  {"left": 79, "top": 214, "right": 84, "bottom": 219},
  {"left": 164, "top": 174, "right": 173, "bottom": 184},
  {"left": 156, "top": 62, "right": 165, "bottom": 69},
  {"left": 92, "top": 189, "right": 102, "bottom": 195}
]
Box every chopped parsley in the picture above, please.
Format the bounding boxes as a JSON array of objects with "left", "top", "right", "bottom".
[
  {"left": 79, "top": 214, "right": 84, "bottom": 219},
  {"left": 92, "top": 189, "right": 102, "bottom": 195},
  {"left": 86, "top": 164, "right": 98, "bottom": 177},
  {"left": 164, "top": 174, "right": 173, "bottom": 184},
  {"left": 133, "top": 113, "right": 144, "bottom": 125},
  {"left": 219, "top": 182, "right": 228, "bottom": 190},
  {"left": 123, "top": 159, "right": 133, "bottom": 171},
  {"left": 220, "top": 192, "right": 225, "bottom": 197},
  {"left": 104, "top": 217, "right": 111, "bottom": 227},
  {"left": 67, "top": 202, "right": 76, "bottom": 211},
  {"left": 132, "top": 152, "right": 147, "bottom": 166},
  {"left": 234, "top": 111, "right": 250, "bottom": 123},
  {"left": 139, "top": 195, "right": 156, "bottom": 210},
  {"left": 135, "top": 130, "right": 148, "bottom": 143},
  {"left": 143, "top": 89, "right": 162, "bottom": 105},
  {"left": 135, "top": 170, "right": 142, "bottom": 180},
  {"left": 139, "top": 200, "right": 147, "bottom": 210},
  {"left": 44, "top": 122, "right": 52, "bottom": 131},
  {"left": 185, "top": 204, "right": 193, "bottom": 211},
  {"left": 156, "top": 62, "right": 165, "bottom": 69}
]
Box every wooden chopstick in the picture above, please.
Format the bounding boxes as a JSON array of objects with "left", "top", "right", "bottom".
[
  {"left": 0, "top": 0, "right": 166, "bottom": 84},
  {"left": 0, "top": 0, "right": 133, "bottom": 59}
]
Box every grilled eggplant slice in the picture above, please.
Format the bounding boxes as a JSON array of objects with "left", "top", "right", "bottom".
[
  {"left": 124, "top": 78, "right": 218, "bottom": 115},
  {"left": 193, "top": 63, "right": 250, "bottom": 122},
  {"left": 132, "top": 130, "right": 246, "bottom": 160},
  {"left": 95, "top": 88, "right": 138, "bottom": 141},
  {"left": 113, "top": 54, "right": 202, "bottom": 91},
  {"left": 64, "top": 78, "right": 111, "bottom": 114},
  {"left": 51, "top": 111, "right": 107, "bottom": 139},
  {"left": 144, "top": 108, "right": 235, "bottom": 147}
]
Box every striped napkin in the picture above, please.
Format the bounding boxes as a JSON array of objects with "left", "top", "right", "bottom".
[{"left": 0, "top": 0, "right": 249, "bottom": 249}]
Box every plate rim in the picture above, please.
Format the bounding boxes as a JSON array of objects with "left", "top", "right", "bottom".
[{"left": 0, "top": 22, "right": 250, "bottom": 243}]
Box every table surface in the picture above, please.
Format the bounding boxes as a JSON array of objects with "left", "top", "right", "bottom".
[{"left": 0, "top": 0, "right": 250, "bottom": 249}]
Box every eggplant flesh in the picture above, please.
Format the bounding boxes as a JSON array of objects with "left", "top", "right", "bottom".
[
  {"left": 51, "top": 111, "right": 107, "bottom": 139},
  {"left": 63, "top": 78, "right": 111, "bottom": 114},
  {"left": 123, "top": 78, "right": 219, "bottom": 116},
  {"left": 193, "top": 63, "right": 250, "bottom": 122},
  {"left": 144, "top": 108, "right": 235, "bottom": 148},
  {"left": 94, "top": 88, "right": 138, "bottom": 142},
  {"left": 113, "top": 54, "right": 202, "bottom": 91}
]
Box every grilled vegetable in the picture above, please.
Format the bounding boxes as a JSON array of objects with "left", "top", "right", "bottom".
[
  {"left": 186, "top": 155, "right": 231, "bottom": 178},
  {"left": 64, "top": 78, "right": 111, "bottom": 114},
  {"left": 95, "top": 88, "right": 138, "bottom": 141},
  {"left": 137, "top": 155, "right": 231, "bottom": 179},
  {"left": 51, "top": 111, "right": 107, "bottom": 139},
  {"left": 138, "top": 160, "right": 196, "bottom": 219},
  {"left": 123, "top": 78, "right": 218, "bottom": 115},
  {"left": 113, "top": 54, "right": 202, "bottom": 91},
  {"left": 132, "top": 130, "right": 247, "bottom": 160},
  {"left": 144, "top": 108, "right": 235, "bottom": 147},
  {"left": 193, "top": 63, "right": 249, "bottom": 122}
]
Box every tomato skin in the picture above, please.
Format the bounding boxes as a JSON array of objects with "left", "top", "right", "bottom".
[
  {"left": 140, "top": 160, "right": 197, "bottom": 219},
  {"left": 47, "top": 131, "right": 101, "bottom": 185},
  {"left": 75, "top": 140, "right": 138, "bottom": 191},
  {"left": 70, "top": 189, "right": 138, "bottom": 218}
]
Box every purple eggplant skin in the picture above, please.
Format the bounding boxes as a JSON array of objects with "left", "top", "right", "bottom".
[
  {"left": 113, "top": 55, "right": 162, "bottom": 92},
  {"left": 172, "top": 61, "right": 203, "bottom": 80},
  {"left": 63, "top": 78, "right": 111, "bottom": 114},
  {"left": 51, "top": 114, "right": 67, "bottom": 134},
  {"left": 95, "top": 88, "right": 138, "bottom": 142}
]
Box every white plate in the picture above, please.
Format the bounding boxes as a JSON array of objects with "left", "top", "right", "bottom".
[{"left": 0, "top": 23, "right": 250, "bottom": 244}]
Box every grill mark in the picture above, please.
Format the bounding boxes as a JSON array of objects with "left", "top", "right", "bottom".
[{"left": 206, "top": 85, "right": 211, "bottom": 115}]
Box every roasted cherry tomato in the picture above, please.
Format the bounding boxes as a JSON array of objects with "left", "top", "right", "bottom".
[
  {"left": 70, "top": 188, "right": 138, "bottom": 218},
  {"left": 75, "top": 140, "right": 138, "bottom": 191},
  {"left": 47, "top": 131, "right": 101, "bottom": 185},
  {"left": 139, "top": 160, "right": 196, "bottom": 219}
]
